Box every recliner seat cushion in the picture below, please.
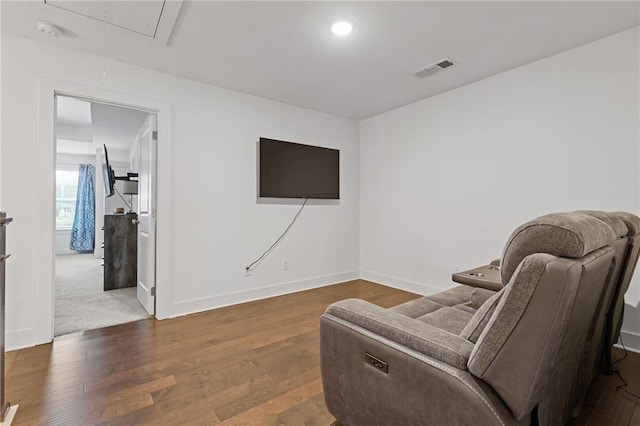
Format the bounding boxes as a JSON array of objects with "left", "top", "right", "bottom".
[
  {"left": 426, "top": 285, "right": 475, "bottom": 307},
  {"left": 389, "top": 298, "right": 445, "bottom": 319},
  {"left": 390, "top": 286, "right": 498, "bottom": 335},
  {"left": 416, "top": 307, "right": 473, "bottom": 335}
]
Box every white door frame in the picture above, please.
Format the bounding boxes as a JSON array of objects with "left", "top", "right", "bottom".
[{"left": 37, "top": 78, "right": 172, "bottom": 344}]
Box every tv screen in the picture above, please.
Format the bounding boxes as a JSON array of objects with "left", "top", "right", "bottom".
[
  {"left": 102, "top": 144, "right": 116, "bottom": 198},
  {"left": 259, "top": 138, "right": 339, "bottom": 199}
]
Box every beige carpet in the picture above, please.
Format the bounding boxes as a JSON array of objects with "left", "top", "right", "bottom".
[{"left": 55, "top": 253, "right": 150, "bottom": 336}]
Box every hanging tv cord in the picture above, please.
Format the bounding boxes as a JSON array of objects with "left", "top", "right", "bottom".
[
  {"left": 113, "top": 185, "right": 133, "bottom": 213},
  {"left": 246, "top": 198, "right": 308, "bottom": 273}
]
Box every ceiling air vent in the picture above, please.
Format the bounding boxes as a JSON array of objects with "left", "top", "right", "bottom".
[{"left": 413, "top": 58, "right": 455, "bottom": 79}]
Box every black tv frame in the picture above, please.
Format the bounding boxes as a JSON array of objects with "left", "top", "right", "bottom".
[
  {"left": 258, "top": 137, "right": 340, "bottom": 200},
  {"left": 102, "top": 144, "right": 138, "bottom": 198}
]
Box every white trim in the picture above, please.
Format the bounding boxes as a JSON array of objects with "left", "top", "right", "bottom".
[
  {"left": 359, "top": 270, "right": 443, "bottom": 296},
  {"left": 615, "top": 329, "right": 640, "bottom": 354},
  {"left": 36, "top": 78, "right": 173, "bottom": 347},
  {"left": 154, "top": 0, "right": 184, "bottom": 45},
  {"left": 6, "top": 328, "right": 35, "bottom": 351},
  {"left": 169, "top": 271, "right": 359, "bottom": 318},
  {"left": 1, "top": 404, "right": 19, "bottom": 425},
  {"left": 55, "top": 163, "right": 84, "bottom": 171},
  {"left": 35, "top": 84, "right": 56, "bottom": 345}
]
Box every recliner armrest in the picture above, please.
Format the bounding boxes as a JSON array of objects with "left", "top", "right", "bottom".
[
  {"left": 324, "top": 299, "right": 474, "bottom": 370},
  {"left": 452, "top": 264, "right": 503, "bottom": 291}
]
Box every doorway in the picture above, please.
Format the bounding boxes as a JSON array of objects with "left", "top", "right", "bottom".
[
  {"left": 53, "top": 94, "right": 156, "bottom": 336},
  {"left": 34, "top": 78, "right": 171, "bottom": 345}
]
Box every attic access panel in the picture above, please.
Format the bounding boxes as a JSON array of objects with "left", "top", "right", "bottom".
[{"left": 44, "top": 0, "right": 182, "bottom": 43}]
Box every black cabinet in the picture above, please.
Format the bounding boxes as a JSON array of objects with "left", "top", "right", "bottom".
[{"left": 104, "top": 213, "right": 137, "bottom": 291}]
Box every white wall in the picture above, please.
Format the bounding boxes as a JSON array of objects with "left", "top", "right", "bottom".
[
  {"left": 360, "top": 28, "right": 640, "bottom": 344},
  {"left": 4, "top": 28, "right": 637, "bottom": 351},
  {"left": 1, "top": 34, "right": 359, "bottom": 349}
]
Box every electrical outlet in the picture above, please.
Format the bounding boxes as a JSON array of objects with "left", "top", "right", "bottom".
[
  {"left": 283, "top": 259, "right": 289, "bottom": 271},
  {"left": 244, "top": 265, "right": 251, "bottom": 277}
]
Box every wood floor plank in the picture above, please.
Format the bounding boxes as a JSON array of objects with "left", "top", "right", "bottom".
[
  {"left": 4, "top": 280, "right": 639, "bottom": 425},
  {"left": 5, "top": 350, "right": 17, "bottom": 374},
  {"left": 629, "top": 404, "right": 640, "bottom": 426},
  {"left": 585, "top": 378, "right": 636, "bottom": 426},
  {"left": 217, "top": 378, "right": 324, "bottom": 425},
  {"left": 569, "top": 373, "right": 611, "bottom": 426}
]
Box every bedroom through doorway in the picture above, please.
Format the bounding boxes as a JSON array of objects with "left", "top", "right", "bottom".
[{"left": 54, "top": 95, "right": 155, "bottom": 336}]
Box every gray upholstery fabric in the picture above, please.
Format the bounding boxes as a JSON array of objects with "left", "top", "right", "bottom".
[
  {"left": 416, "top": 307, "right": 473, "bottom": 335},
  {"left": 471, "top": 247, "right": 615, "bottom": 422},
  {"left": 500, "top": 212, "right": 617, "bottom": 283},
  {"left": 461, "top": 289, "right": 504, "bottom": 343},
  {"left": 453, "top": 302, "right": 478, "bottom": 315},
  {"left": 469, "top": 253, "right": 555, "bottom": 378},
  {"left": 320, "top": 316, "right": 525, "bottom": 425},
  {"left": 390, "top": 297, "right": 445, "bottom": 319},
  {"left": 326, "top": 299, "right": 474, "bottom": 370},
  {"left": 577, "top": 210, "right": 629, "bottom": 238},
  {"left": 538, "top": 247, "right": 615, "bottom": 425},
  {"left": 470, "top": 287, "right": 498, "bottom": 308},
  {"left": 320, "top": 210, "right": 635, "bottom": 426},
  {"left": 573, "top": 236, "right": 628, "bottom": 412},
  {"left": 605, "top": 212, "right": 640, "bottom": 369},
  {"left": 427, "top": 285, "right": 475, "bottom": 307},
  {"left": 612, "top": 211, "right": 640, "bottom": 235},
  {"left": 610, "top": 242, "right": 640, "bottom": 347}
]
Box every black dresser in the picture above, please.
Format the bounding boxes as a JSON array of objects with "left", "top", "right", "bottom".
[{"left": 103, "top": 213, "right": 137, "bottom": 291}]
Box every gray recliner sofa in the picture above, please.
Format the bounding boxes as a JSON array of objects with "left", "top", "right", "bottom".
[
  {"left": 320, "top": 211, "right": 635, "bottom": 425},
  {"left": 603, "top": 212, "right": 640, "bottom": 368},
  {"left": 449, "top": 210, "right": 640, "bottom": 416}
]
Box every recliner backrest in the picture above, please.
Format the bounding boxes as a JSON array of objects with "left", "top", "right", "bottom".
[
  {"left": 469, "top": 212, "right": 617, "bottom": 423},
  {"left": 571, "top": 211, "right": 629, "bottom": 413},
  {"left": 608, "top": 211, "right": 640, "bottom": 350},
  {"left": 500, "top": 212, "right": 617, "bottom": 284}
]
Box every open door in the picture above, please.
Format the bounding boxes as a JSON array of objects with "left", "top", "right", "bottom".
[{"left": 136, "top": 114, "right": 157, "bottom": 315}]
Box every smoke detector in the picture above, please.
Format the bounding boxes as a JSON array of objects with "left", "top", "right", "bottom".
[
  {"left": 37, "top": 21, "right": 63, "bottom": 37},
  {"left": 413, "top": 58, "right": 455, "bottom": 79}
]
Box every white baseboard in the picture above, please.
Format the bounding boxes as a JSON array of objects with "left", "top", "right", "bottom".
[
  {"left": 615, "top": 329, "right": 640, "bottom": 354},
  {"left": 6, "top": 328, "right": 35, "bottom": 351},
  {"left": 359, "top": 270, "right": 444, "bottom": 296},
  {"left": 169, "top": 270, "right": 360, "bottom": 318},
  {"left": 0, "top": 404, "right": 19, "bottom": 425}
]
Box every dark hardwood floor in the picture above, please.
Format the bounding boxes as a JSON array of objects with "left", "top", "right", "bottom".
[
  {"left": 5, "top": 280, "right": 639, "bottom": 425},
  {"left": 570, "top": 346, "right": 640, "bottom": 426}
]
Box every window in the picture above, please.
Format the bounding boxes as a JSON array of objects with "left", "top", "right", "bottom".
[{"left": 56, "top": 169, "right": 79, "bottom": 230}]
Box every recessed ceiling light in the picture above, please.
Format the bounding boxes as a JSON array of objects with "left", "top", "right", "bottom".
[
  {"left": 37, "top": 21, "right": 63, "bottom": 37},
  {"left": 331, "top": 19, "right": 354, "bottom": 36}
]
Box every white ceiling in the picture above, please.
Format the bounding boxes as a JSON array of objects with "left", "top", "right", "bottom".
[
  {"left": 56, "top": 96, "right": 148, "bottom": 156},
  {"left": 3, "top": 1, "right": 639, "bottom": 119},
  {"left": 46, "top": 0, "right": 165, "bottom": 37},
  {"left": 90, "top": 102, "right": 149, "bottom": 150},
  {"left": 57, "top": 95, "right": 92, "bottom": 126},
  {"left": 43, "top": 0, "right": 183, "bottom": 43}
]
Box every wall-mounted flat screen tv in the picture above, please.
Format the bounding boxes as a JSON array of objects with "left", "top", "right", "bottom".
[
  {"left": 259, "top": 138, "right": 339, "bottom": 199},
  {"left": 102, "top": 144, "right": 116, "bottom": 198}
]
